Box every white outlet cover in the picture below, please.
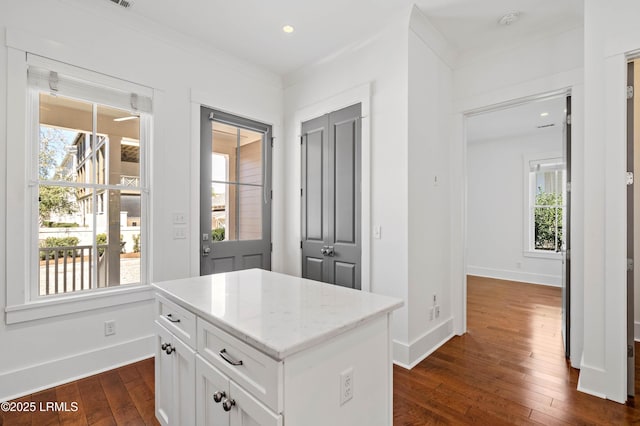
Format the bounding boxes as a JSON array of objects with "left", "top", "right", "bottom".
[{"left": 340, "top": 368, "right": 354, "bottom": 405}]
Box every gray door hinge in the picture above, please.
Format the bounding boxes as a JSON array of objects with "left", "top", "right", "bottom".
[
  {"left": 270, "top": 242, "right": 273, "bottom": 252},
  {"left": 627, "top": 171, "right": 634, "bottom": 186},
  {"left": 566, "top": 182, "right": 572, "bottom": 192},
  {"left": 628, "top": 258, "right": 634, "bottom": 272},
  {"left": 628, "top": 85, "right": 634, "bottom": 100},
  {"left": 300, "top": 188, "right": 303, "bottom": 197},
  {"left": 270, "top": 190, "right": 273, "bottom": 200},
  {"left": 566, "top": 249, "right": 570, "bottom": 261},
  {"left": 271, "top": 137, "right": 274, "bottom": 148},
  {"left": 300, "top": 136, "right": 304, "bottom": 145},
  {"left": 629, "top": 344, "right": 635, "bottom": 358},
  {"left": 300, "top": 241, "right": 303, "bottom": 249},
  {"left": 566, "top": 113, "right": 572, "bottom": 125}
]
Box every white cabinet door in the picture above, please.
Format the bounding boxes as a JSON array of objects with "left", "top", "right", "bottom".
[
  {"left": 230, "top": 382, "right": 282, "bottom": 426},
  {"left": 155, "top": 322, "right": 174, "bottom": 426},
  {"left": 156, "top": 321, "right": 196, "bottom": 426},
  {"left": 173, "top": 334, "right": 196, "bottom": 426},
  {"left": 196, "top": 355, "right": 230, "bottom": 426}
]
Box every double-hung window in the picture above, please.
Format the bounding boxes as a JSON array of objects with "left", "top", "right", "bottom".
[
  {"left": 26, "top": 56, "right": 152, "bottom": 299},
  {"left": 526, "top": 156, "right": 565, "bottom": 255}
]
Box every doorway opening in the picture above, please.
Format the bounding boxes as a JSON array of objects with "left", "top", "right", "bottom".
[{"left": 464, "top": 92, "right": 572, "bottom": 360}]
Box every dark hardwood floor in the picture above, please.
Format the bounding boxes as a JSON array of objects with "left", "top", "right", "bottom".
[
  {"left": 0, "top": 358, "right": 159, "bottom": 426},
  {"left": 393, "top": 275, "right": 640, "bottom": 425},
  {"left": 3, "top": 275, "right": 640, "bottom": 425}
]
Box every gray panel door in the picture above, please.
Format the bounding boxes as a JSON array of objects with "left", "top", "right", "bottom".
[
  {"left": 561, "top": 95, "right": 572, "bottom": 359},
  {"left": 200, "top": 107, "right": 272, "bottom": 275},
  {"left": 301, "top": 104, "right": 361, "bottom": 289},
  {"left": 627, "top": 61, "right": 635, "bottom": 398}
]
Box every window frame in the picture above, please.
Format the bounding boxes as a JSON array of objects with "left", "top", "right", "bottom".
[
  {"left": 523, "top": 153, "right": 565, "bottom": 259},
  {"left": 5, "top": 49, "right": 154, "bottom": 324}
]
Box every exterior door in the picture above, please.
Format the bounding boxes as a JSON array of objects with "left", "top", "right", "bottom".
[
  {"left": 200, "top": 107, "right": 272, "bottom": 275},
  {"left": 301, "top": 103, "right": 361, "bottom": 289},
  {"left": 562, "top": 95, "right": 572, "bottom": 359}
]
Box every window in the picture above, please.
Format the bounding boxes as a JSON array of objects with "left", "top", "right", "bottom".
[
  {"left": 27, "top": 58, "right": 151, "bottom": 299},
  {"left": 526, "top": 156, "right": 565, "bottom": 254}
]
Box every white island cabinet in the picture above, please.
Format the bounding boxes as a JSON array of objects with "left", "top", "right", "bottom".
[{"left": 152, "top": 269, "right": 403, "bottom": 426}]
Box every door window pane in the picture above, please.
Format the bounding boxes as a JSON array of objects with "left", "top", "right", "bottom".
[{"left": 210, "top": 121, "right": 264, "bottom": 242}]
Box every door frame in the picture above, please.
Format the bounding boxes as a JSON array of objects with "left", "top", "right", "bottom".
[
  {"left": 461, "top": 87, "right": 573, "bottom": 354},
  {"left": 292, "top": 83, "right": 372, "bottom": 291}
]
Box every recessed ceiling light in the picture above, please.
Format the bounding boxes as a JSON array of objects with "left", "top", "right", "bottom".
[
  {"left": 540, "top": 112, "right": 549, "bottom": 117},
  {"left": 282, "top": 25, "right": 295, "bottom": 34},
  {"left": 498, "top": 11, "right": 520, "bottom": 26}
]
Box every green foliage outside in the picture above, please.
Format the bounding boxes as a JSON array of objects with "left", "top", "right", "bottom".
[
  {"left": 133, "top": 234, "right": 141, "bottom": 253},
  {"left": 534, "top": 191, "right": 563, "bottom": 251},
  {"left": 42, "top": 221, "right": 79, "bottom": 228},
  {"left": 40, "top": 236, "right": 80, "bottom": 260},
  {"left": 211, "top": 227, "right": 225, "bottom": 241},
  {"left": 38, "top": 127, "right": 78, "bottom": 223},
  {"left": 96, "top": 233, "right": 107, "bottom": 255}
]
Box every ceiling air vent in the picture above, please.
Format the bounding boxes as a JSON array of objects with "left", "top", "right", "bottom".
[{"left": 109, "top": 0, "right": 133, "bottom": 9}]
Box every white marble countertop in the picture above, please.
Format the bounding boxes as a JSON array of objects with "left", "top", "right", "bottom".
[{"left": 152, "top": 269, "right": 403, "bottom": 360}]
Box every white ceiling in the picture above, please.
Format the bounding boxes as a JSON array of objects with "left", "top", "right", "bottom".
[
  {"left": 466, "top": 96, "right": 567, "bottom": 144},
  {"left": 116, "top": 0, "right": 583, "bottom": 76}
]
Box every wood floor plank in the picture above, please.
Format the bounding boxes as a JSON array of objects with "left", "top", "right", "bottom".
[
  {"left": 76, "top": 376, "right": 116, "bottom": 426},
  {"left": 99, "top": 371, "right": 143, "bottom": 425},
  {"left": 393, "top": 275, "right": 640, "bottom": 425}
]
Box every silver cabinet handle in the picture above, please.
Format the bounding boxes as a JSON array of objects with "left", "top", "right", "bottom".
[
  {"left": 165, "top": 344, "right": 175, "bottom": 355},
  {"left": 219, "top": 348, "right": 243, "bottom": 366},
  {"left": 161, "top": 343, "right": 169, "bottom": 350},
  {"left": 213, "top": 391, "right": 226, "bottom": 403},
  {"left": 165, "top": 313, "right": 180, "bottom": 323},
  {"left": 222, "top": 398, "right": 236, "bottom": 412}
]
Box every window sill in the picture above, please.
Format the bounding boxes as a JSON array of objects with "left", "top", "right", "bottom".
[
  {"left": 523, "top": 250, "right": 563, "bottom": 260},
  {"left": 5, "top": 284, "right": 155, "bottom": 324}
]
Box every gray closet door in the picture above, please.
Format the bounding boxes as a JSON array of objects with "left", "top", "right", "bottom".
[
  {"left": 562, "top": 95, "right": 572, "bottom": 360},
  {"left": 301, "top": 103, "right": 361, "bottom": 289},
  {"left": 200, "top": 107, "right": 272, "bottom": 275}
]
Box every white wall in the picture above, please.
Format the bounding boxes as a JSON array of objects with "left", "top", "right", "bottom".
[
  {"left": 406, "top": 8, "right": 456, "bottom": 366},
  {"left": 0, "top": 0, "right": 282, "bottom": 400},
  {"left": 450, "top": 26, "right": 584, "bottom": 367},
  {"left": 283, "top": 12, "right": 411, "bottom": 353},
  {"left": 467, "top": 129, "right": 563, "bottom": 286}
]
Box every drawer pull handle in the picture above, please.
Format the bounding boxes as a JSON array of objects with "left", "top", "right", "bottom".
[
  {"left": 219, "top": 348, "right": 243, "bottom": 366},
  {"left": 165, "top": 344, "right": 175, "bottom": 355},
  {"left": 161, "top": 343, "right": 169, "bottom": 350},
  {"left": 222, "top": 398, "right": 236, "bottom": 412},
  {"left": 165, "top": 314, "right": 181, "bottom": 323},
  {"left": 213, "top": 391, "right": 226, "bottom": 403}
]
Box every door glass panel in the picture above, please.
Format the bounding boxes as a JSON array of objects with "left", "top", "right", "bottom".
[{"left": 210, "top": 121, "right": 264, "bottom": 242}]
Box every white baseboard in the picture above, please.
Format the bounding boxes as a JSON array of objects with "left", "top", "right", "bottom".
[
  {"left": 0, "top": 335, "right": 154, "bottom": 402},
  {"left": 393, "top": 318, "right": 454, "bottom": 369},
  {"left": 576, "top": 359, "right": 608, "bottom": 400},
  {"left": 467, "top": 265, "right": 561, "bottom": 287}
]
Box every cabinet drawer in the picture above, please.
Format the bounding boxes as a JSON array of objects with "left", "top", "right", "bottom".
[
  {"left": 197, "top": 319, "right": 283, "bottom": 413},
  {"left": 156, "top": 294, "right": 196, "bottom": 349}
]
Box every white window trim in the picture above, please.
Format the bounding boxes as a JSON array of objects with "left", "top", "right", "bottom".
[
  {"left": 5, "top": 47, "right": 154, "bottom": 324},
  {"left": 522, "top": 152, "right": 564, "bottom": 259}
]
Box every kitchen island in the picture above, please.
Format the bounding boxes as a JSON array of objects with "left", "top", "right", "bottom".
[{"left": 152, "top": 268, "right": 402, "bottom": 426}]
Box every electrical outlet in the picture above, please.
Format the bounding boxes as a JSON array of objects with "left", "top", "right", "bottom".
[
  {"left": 340, "top": 368, "right": 354, "bottom": 405},
  {"left": 435, "top": 305, "right": 440, "bottom": 319},
  {"left": 104, "top": 320, "right": 116, "bottom": 336}
]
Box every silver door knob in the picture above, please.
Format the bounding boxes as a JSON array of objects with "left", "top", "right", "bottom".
[
  {"left": 321, "top": 246, "right": 335, "bottom": 257},
  {"left": 213, "top": 391, "right": 226, "bottom": 403},
  {"left": 202, "top": 246, "right": 211, "bottom": 257},
  {"left": 222, "top": 398, "right": 236, "bottom": 412}
]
